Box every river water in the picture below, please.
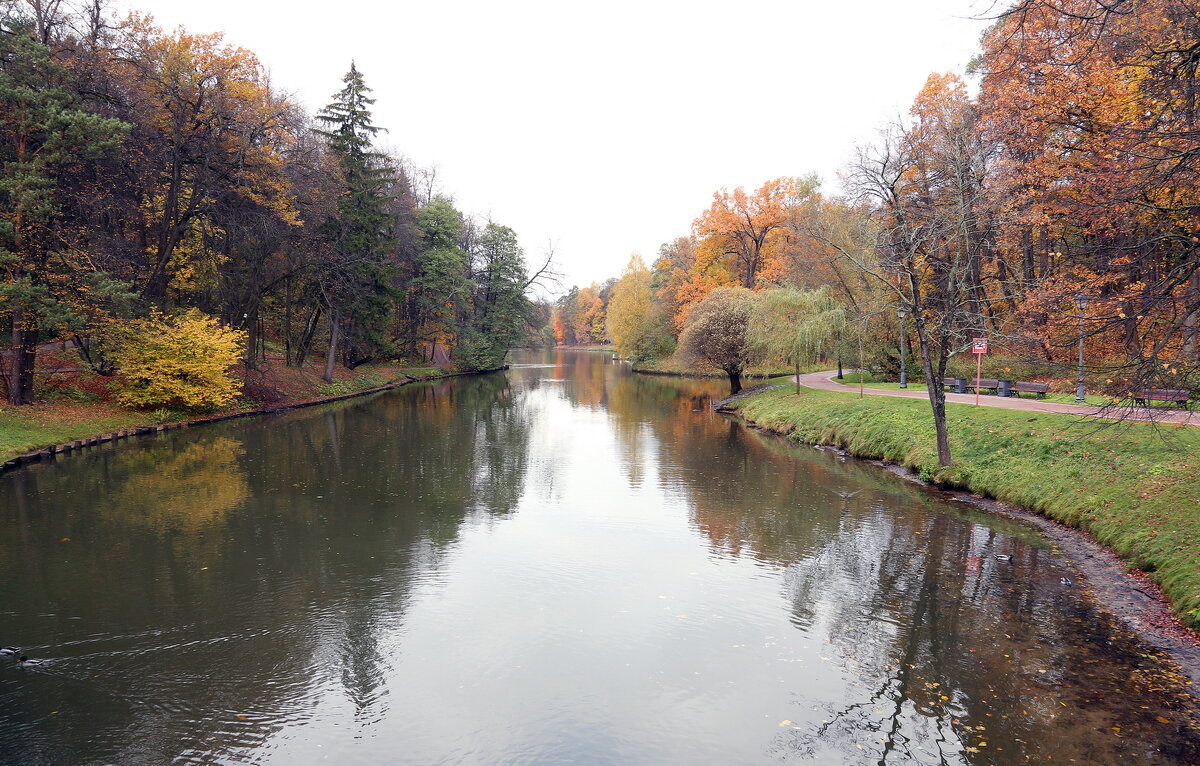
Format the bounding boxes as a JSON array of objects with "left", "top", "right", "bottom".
[{"left": 2, "top": 349, "right": 1198, "bottom": 765}]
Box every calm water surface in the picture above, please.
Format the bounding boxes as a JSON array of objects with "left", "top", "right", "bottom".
[{"left": 2, "top": 350, "right": 1198, "bottom": 765}]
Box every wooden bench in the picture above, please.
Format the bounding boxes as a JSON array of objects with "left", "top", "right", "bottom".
[
  {"left": 1010, "top": 381, "right": 1049, "bottom": 399},
  {"left": 1133, "top": 389, "right": 1191, "bottom": 409},
  {"left": 965, "top": 377, "right": 1002, "bottom": 394}
]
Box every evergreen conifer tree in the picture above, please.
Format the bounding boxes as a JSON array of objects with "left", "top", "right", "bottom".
[{"left": 314, "top": 63, "right": 398, "bottom": 380}]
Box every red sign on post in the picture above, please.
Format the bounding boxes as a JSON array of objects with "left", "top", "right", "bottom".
[{"left": 972, "top": 338, "right": 988, "bottom": 354}]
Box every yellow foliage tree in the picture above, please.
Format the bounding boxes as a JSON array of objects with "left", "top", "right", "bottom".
[
  {"left": 606, "top": 255, "right": 667, "bottom": 362},
  {"left": 114, "top": 309, "right": 245, "bottom": 409}
]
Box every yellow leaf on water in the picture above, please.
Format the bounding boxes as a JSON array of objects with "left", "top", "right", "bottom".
[{"left": 779, "top": 720, "right": 792, "bottom": 726}]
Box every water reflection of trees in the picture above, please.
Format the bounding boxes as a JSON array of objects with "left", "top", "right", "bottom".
[
  {"left": 601, "top": 372, "right": 1200, "bottom": 764},
  {"left": 0, "top": 371, "right": 532, "bottom": 764},
  {"left": 107, "top": 437, "right": 250, "bottom": 532},
  {"left": 766, "top": 492, "right": 1200, "bottom": 764}
]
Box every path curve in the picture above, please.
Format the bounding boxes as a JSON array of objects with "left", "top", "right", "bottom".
[{"left": 797, "top": 370, "right": 1199, "bottom": 427}]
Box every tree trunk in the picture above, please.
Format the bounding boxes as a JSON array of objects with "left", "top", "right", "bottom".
[
  {"left": 294, "top": 306, "right": 322, "bottom": 368},
  {"left": 727, "top": 369, "right": 742, "bottom": 395},
  {"left": 1184, "top": 310, "right": 1197, "bottom": 362},
  {"left": 284, "top": 278, "right": 293, "bottom": 366},
  {"left": 323, "top": 310, "right": 339, "bottom": 384},
  {"left": 858, "top": 335, "right": 865, "bottom": 398},
  {"left": 794, "top": 359, "right": 801, "bottom": 395},
  {"left": 914, "top": 316, "right": 952, "bottom": 467},
  {"left": 8, "top": 308, "right": 37, "bottom": 406},
  {"left": 244, "top": 309, "right": 259, "bottom": 371}
]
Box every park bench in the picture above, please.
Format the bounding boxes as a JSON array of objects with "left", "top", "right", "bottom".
[
  {"left": 1010, "top": 381, "right": 1049, "bottom": 399},
  {"left": 939, "top": 377, "right": 1015, "bottom": 396},
  {"left": 965, "top": 378, "right": 1002, "bottom": 394},
  {"left": 1133, "top": 389, "right": 1191, "bottom": 409}
]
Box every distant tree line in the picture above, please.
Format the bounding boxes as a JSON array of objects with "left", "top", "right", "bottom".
[{"left": 0, "top": 0, "right": 551, "bottom": 406}]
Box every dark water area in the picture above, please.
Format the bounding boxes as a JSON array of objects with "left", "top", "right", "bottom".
[{"left": 2, "top": 349, "right": 1198, "bottom": 765}]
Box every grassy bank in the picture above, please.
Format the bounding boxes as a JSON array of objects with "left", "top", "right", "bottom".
[
  {"left": 730, "top": 384, "right": 1200, "bottom": 628},
  {"left": 0, "top": 357, "right": 447, "bottom": 464},
  {"left": 0, "top": 404, "right": 153, "bottom": 462}
]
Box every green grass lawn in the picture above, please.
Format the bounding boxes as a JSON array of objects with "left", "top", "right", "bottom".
[
  {"left": 399, "top": 367, "right": 442, "bottom": 377},
  {"left": 731, "top": 384, "right": 1200, "bottom": 628},
  {"left": 0, "top": 405, "right": 154, "bottom": 463}
]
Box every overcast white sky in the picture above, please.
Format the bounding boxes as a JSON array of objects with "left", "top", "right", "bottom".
[{"left": 117, "top": 0, "right": 991, "bottom": 294}]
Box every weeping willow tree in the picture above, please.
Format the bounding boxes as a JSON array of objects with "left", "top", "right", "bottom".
[{"left": 748, "top": 286, "right": 846, "bottom": 394}]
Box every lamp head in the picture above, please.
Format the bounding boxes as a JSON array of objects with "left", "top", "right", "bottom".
[
  {"left": 1074, "top": 292, "right": 1090, "bottom": 311},
  {"left": 896, "top": 305, "right": 908, "bottom": 319}
]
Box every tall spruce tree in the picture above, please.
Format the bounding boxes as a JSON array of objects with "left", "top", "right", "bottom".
[{"left": 314, "top": 63, "right": 397, "bottom": 381}]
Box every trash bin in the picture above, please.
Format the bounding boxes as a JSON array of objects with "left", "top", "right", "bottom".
[
  {"left": 952, "top": 377, "right": 967, "bottom": 394},
  {"left": 998, "top": 379, "right": 1013, "bottom": 397}
]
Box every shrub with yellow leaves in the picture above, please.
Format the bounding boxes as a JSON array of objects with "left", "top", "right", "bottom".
[{"left": 113, "top": 309, "right": 245, "bottom": 410}]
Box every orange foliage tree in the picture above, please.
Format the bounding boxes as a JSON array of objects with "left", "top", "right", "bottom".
[
  {"left": 980, "top": 0, "right": 1200, "bottom": 388},
  {"left": 692, "top": 176, "right": 818, "bottom": 291}
]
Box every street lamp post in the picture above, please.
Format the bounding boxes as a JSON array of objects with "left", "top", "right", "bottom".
[
  {"left": 897, "top": 305, "right": 908, "bottom": 389},
  {"left": 1074, "top": 292, "right": 1089, "bottom": 403}
]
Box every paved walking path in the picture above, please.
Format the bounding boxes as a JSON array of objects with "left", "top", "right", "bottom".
[{"left": 798, "top": 371, "right": 1199, "bottom": 427}]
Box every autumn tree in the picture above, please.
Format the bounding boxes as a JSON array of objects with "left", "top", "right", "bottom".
[
  {"left": 651, "top": 235, "right": 697, "bottom": 332},
  {"left": 980, "top": 0, "right": 1200, "bottom": 395},
  {"left": 606, "top": 254, "right": 668, "bottom": 362},
  {"left": 677, "top": 286, "right": 757, "bottom": 395},
  {"left": 692, "top": 177, "right": 817, "bottom": 290},
  {"left": 115, "top": 22, "right": 300, "bottom": 306},
  {"left": 0, "top": 26, "right": 128, "bottom": 404},
  {"left": 113, "top": 308, "right": 244, "bottom": 410},
  {"left": 552, "top": 286, "right": 580, "bottom": 345},
  {"left": 843, "top": 74, "right": 999, "bottom": 466},
  {"left": 572, "top": 283, "right": 605, "bottom": 345}
]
